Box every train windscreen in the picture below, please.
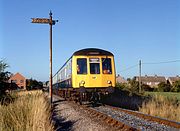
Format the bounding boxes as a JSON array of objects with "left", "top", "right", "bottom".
[
  {"left": 89, "top": 58, "right": 100, "bottom": 74},
  {"left": 77, "top": 58, "right": 87, "bottom": 74},
  {"left": 102, "top": 58, "right": 112, "bottom": 74}
]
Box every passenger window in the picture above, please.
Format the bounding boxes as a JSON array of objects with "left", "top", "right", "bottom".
[
  {"left": 102, "top": 58, "right": 112, "bottom": 74},
  {"left": 77, "top": 58, "right": 87, "bottom": 74},
  {"left": 89, "top": 58, "right": 100, "bottom": 74}
]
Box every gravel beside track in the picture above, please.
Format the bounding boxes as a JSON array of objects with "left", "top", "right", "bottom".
[
  {"left": 52, "top": 95, "right": 113, "bottom": 131},
  {"left": 93, "top": 106, "right": 179, "bottom": 131}
]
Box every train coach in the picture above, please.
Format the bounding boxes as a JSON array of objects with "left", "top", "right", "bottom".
[{"left": 53, "top": 48, "right": 116, "bottom": 104}]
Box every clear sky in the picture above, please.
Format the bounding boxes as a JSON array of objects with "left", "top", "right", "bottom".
[{"left": 1, "top": 0, "right": 180, "bottom": 81}]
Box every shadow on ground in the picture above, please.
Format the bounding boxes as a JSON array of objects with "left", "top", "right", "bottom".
[
  {"left": 101, "top": 88, "right": 150, "bottom": 111},
  {"left": 52, "top": 99, "right": 75, "bottom": 131}
]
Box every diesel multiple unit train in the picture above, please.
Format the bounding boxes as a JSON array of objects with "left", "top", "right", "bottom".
[{"left": 53, "top": 48, "right": 116, "bottom": 104}]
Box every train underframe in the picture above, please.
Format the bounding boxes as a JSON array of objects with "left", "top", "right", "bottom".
[{"left": 53, "top": 87, "right": 114, "bottom": 105}]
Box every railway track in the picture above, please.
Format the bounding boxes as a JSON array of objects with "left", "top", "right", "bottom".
[
  {"left": 106, "top": 105, "right": 180, "bottom": 129},
  {"left": 72, "top": 103, "right": 180, "bottom": 131},
  {"left": 91, "top": 105, "right": 180, "bottom": 130}
]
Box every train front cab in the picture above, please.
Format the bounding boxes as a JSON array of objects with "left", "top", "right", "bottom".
[{"left": 72, "top": 55, "right": 116, "bottom": 93}]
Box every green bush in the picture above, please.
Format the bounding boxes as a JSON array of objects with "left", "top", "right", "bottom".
[
  {"left": 142, "top": 84, "right": 153, "bottom": 91},
  {"left": 157, "top": 82, "right": 171, "bottom": 92},
  {"left": 116, "top": 83, "right": 128, "bottom": 90},
  {"left": 171, "top": 80, "right": 180, "bottom": 92}
]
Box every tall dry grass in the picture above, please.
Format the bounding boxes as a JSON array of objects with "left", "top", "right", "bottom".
[
  {"left": 0, "top": 90, "right": 54, "bottom": 131},
  {"left": 139, "top": 95, "right": 180, "bottom": 122}
]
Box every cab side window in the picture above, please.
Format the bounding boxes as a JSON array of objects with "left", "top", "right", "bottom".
[
  {"left": 102, "top": 58, "right": 112, "bottom": 74},
  {"left": 77, "top": 58, "right": 87, "bottom": 74}
]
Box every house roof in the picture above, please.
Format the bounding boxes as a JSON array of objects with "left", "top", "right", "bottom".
[
  {"left": 9, "top": 72, "right": 26, "bottom": 80},
  {"left": 135, "top": 75, "right": 166, "bottom": 83},
  {"left": 168, "top": 76, "right": 180, "bottom": 83},
  {"left": 116, "top": 75, "right": 127, "bottom": 83}
]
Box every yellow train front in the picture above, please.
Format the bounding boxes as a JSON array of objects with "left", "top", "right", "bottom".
[{"left": 53, "top": 48, "right": 116, "bottom": 104}]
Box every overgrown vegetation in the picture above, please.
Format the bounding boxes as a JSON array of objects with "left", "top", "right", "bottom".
[
  {"left": 139, "top": 95, "right": 180, "bottom": 122},
  {"left": 0, "top": 90, "right": 54, "bottom": 131},
  {"left": 114, "top": 83, "right": 180, "bottom": 122},
  {"left": 116, "top": 77, "right": 142, "bottom": 95}
]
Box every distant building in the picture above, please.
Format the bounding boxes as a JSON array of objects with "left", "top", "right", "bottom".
[
  {"left": 135, "top": 75, "right": 166, "bottom": 88},
  {"left": 116, "top": 74, "right": 128, "bottom": 84},
  {"left": 9, "top": 72, "right": 26, "bottom": 90},
  {"left": 168, "top": 75, "right": 180, "bottom": 85}
]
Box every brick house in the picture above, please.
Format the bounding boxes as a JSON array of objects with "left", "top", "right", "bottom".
[
  {"left": 135, "top": 75, "right": 166, "bottom": 88},
  {"left": 9, "top": 72, "right": 26, "bottom": 90},
  {"left": 168, "top": 75, "right": 180, "bottom": 85}
]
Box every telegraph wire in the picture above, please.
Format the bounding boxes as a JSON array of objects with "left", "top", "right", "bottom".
[
  {"left": 119, "top": 64, "right": 138, "bottom": 72},
  {"left": 119, "top": 59, "right": 180, "bottom": 73},
  {"left": 142, "top": 60, "right": 180, "bottom": 65}
]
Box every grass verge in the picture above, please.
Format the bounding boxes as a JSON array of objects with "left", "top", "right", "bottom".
[
  {"left": 145, "top": 91, "right": 180, "bottom": 101},
  {"left": 139, "top": 94, "right": 180, "bottom": 122},
  {"left": 0, "top": 90, "right": 54, "bottom": 131}
]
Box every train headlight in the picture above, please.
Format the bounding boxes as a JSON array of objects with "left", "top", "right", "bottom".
[
  {"left": 81, "top": 80, "right": 85, "bottom": 84},
  {"left": 107, "top": 80, "right": 111, "bottom": 84}
]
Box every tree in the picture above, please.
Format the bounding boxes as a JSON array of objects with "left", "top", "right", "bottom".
[
  {"left": 0, "top": 60, "right": 9, "bottom": 72},
  {"left": 0, "top": 60, "right": 11, "bottom": 82},
  {"left": 0, "top": 60, "right": 12, "bottom": 95},
  {"left": 26, "top": 78, "right": 43, "bottom": 90}
]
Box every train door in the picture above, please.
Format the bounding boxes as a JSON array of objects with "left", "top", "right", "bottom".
[
  {"left": 101, "top": 57, "right": 116, "bottom": 87},
  {"left": 75, "top": 58, "right": 89, "bottom": 87},
  {"left": 88, "top": 58, "right": 102, "bottom": 87}
]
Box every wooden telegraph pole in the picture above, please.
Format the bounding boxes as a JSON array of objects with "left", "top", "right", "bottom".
[
  {"left": 139, "top": 60, "right": 142, "bottom": 93},
  {"left": 31, "top": 11, "right": 58, "bottom": 104}
]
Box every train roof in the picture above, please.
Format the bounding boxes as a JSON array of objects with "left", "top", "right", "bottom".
[
  {"left": 53, "top": 48, "right": 113, "bottom": 77},
  {"left": 73, "top": 48, "right": 114, "bottom": 56}
]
